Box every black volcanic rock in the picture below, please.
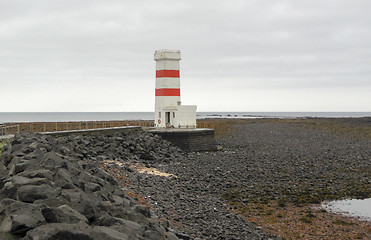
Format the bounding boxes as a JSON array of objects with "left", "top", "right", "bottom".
[{"left": 0, "top": 132, "right": 183, "bottom": 239}]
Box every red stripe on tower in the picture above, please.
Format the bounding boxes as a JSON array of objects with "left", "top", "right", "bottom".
[
  {"left": 156, "top": 70, "right": 180, "bottom": 78},
  {"left": 155, "top": 88, "right": 180, "bottom": 96}
]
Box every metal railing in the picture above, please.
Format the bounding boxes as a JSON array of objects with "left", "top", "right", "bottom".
[
  {"left": 0, "top": 124, "right": 20, "bottom": 136},
  {"left": 0, "top": 120, "right": 216, "bottom": 136},
  {"left": 0, "top": 120, "right": 155, "bottom": 135}
]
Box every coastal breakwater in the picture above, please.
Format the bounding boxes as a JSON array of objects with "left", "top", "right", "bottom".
[
  {"left": 0, "top": 131, "right": 190, "bottom": 240},
  {"left": 44, "top": 126, "right": 217, "bottom": 152}
]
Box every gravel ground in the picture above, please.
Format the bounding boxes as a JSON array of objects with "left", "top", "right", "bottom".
[{"left": 122, "top": 119, "right": 371, "bottom": 239}]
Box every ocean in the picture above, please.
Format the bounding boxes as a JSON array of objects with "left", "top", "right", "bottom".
[{"left": 0, "top": 112, "right": 370, "bottom": 123}]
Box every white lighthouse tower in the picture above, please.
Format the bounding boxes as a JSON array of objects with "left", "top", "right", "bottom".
[{"left": 154, "top": 49, "right": 197, "bottom": 128}]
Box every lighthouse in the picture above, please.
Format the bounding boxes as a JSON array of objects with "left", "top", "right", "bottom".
[{"left": 154, "top": 49, "right": 197, "bottom": 128}]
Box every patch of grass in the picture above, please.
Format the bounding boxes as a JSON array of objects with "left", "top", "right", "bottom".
[
  {"left": 277, "top": 198, "right": 287, "bottom": 207},
  {"left": 299, "top": 210, "right": 316, "bottom": 224},
  {"left": 198, "top": 117, "right": 371, "bottom": 140},
  {"left": 223, "top": 181, "right": 371, "bottom": 213},
  {"left": 299, "top": 215, "right": 314, "bottom": 224},
  {"left": 222, "top": 188, "right": 243, "bottom": 202},
  {"left": 255, "top": 205, "right": 264, "bottom": 211},
  {"left": 290, "top": 118, "right": 371, "bottom": 140},
  {"left": 265, "top": 209, "right": 274, "bottom": 216},
  {"left": 196, "top": 119, "right": 239, "bottom": 138},
  {"left": 304, "top": 209, "right": 316, "bottom": 218},
  {"left": 241, "top": 182, "right": 368, "bottom": 209},
  {"left": 333, "top": 219, "right": 355, "bottom": 226}
]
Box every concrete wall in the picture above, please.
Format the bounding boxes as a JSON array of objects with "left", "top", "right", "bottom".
[
  {"left": 149, "top": 129, "right": 217, "bottom": 152},
  {"left": 173, "top": 105, "right": 197, "bottom": 128}
]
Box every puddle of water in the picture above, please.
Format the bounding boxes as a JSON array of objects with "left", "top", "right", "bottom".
[{"left": 322, "top": 198, "right": 371, "bottom": 221}]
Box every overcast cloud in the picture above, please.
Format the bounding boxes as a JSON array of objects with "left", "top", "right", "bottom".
[{"left": 1, "top": 0, "right": 370, "bottom": 112}]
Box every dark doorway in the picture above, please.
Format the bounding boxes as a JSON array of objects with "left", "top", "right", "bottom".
[{"left": 166, "top": 112, "right": 171, "bottom": 126}]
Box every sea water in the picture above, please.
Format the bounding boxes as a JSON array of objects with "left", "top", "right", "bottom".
[
  {"left": 0, "top": 112, "right": 153, "bottom": 123},
  {"left": 196, "top": 112, "right": 371, "bottom": 119},
  {"left": 322, "top": 198, "right": 371, "bottom": 221},
  {"left": 0, "top": 112, "right": 370, "bottom": 123}
]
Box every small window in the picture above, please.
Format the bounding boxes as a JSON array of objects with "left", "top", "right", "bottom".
[
  {"left": 173, "top": 112, "right": 175, "bottom": 118},
  {"left": 159, "top": 112, "right": 161, "bottom": 118}
]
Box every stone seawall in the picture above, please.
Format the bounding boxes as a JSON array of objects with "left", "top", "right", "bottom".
[
  {"left": 42, "top": 126, "right": 217, "bottom": 152},
  {"left": 3, "top": 126, "right": 218, "bottom": 152},
  {"left": 148, "top": 128, "right": 217, "bottom": 152}
]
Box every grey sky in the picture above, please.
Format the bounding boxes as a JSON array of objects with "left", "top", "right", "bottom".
[{"left": 1, "top": 0, "right": 370, "bottom": 112}]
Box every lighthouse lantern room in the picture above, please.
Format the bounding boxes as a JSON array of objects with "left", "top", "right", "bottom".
[{"left": 154, "top": 50, "right": 197, "bottom": 128}]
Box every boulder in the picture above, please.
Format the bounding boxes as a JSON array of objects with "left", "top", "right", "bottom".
[
  {"left": 132, "top": 205, "right": 151, "bottom": 218},
  {"left": 28, "top": 142, "right": 40, "bottom": 152},
  {"left": 8, "top": 176, "right": 30, "bottom": 186},
  {"left": 8, "top": 159, "right": 30, "bottom": 175},
  {"left": 60, "top": 189, "right": 100, "bottom": 221},
  {"left": 144, "top": 229, "right": 165, "bottom": 240},
  {"left": 165, "top": 232, "right": 180, "bottom": 240},
  {"left": 33, "top": 198, "right": 68, "bottom": 208},
  {"left": 176, "top": 232, "right": 192, "bottom": 240},
  {"left": 90, "top": 226, "right": 129, "bottom": 240},
  {"left": 84, "top": 182, "right": 101, "bottom": 192},
  {"left": 54, "top": 168, "right": 76, "bottom": 189},
  {"left": 94, "top": 212, "right": 118, "bottom": 227},
  {"left": 0, "top": 198, "right": 16, "bottom": 216},
  {"left": 17, "top": 184, "right": 60, "bottom": 203},
  {"left": 24, "top": 223, "right": 93, "bottom": 240},
  {"left": 0, "top": 160, "right": 8, "bottom": 173},
  {"left": 42, "top": 204, "right": 88, "bottom": 224},
  {"left": 0, "top": 201, "right": 45, "bottom": 235},
  {"left": 0, "top": 232, "right": 18, "bottom": 240},
  {"left": 0, "top": 182, "right": 17, "bottom": 200},
  {"left": 18, "top": 169, "right": 53, "bottom": 181},
  {"left": 109, "top": 217, "right": 144, "bottom": 238},
  {"left": 11, "top": 176, "right": 52, "bottom": 187},
  {"left": 40, "top": 152, "right": 68, "bottom": 170}
]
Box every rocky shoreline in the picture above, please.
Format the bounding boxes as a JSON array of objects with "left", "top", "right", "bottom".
[
  {"left": 122, "top": 118, "right": 370, "bottom": 239},
  {"left": 0, "top": 118, "right": 370, "bottom": 239}
]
